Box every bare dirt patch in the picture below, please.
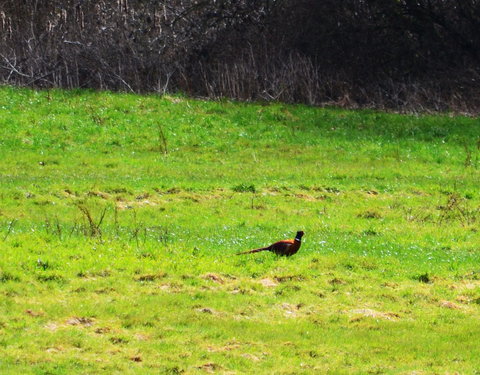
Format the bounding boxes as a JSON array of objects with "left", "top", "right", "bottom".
[
  {"left": 207, "top": 343, "right": 241, "bottom": 352},
  {"left": 294, "top": 193, "right": 319, "bottom": 202},
  {"left": 202, "top": 273, "right": 224, "bottom": 284},
  {"left": 350, "top": 309, "right": 400, "bottom": 321},
  {"left": 25, "top": 309, "right": 44, "bottom": 317},
  {"left": 94, "top": 327, "right": 111, "bottom": 334},
  {"left": 259, "top": 278, "right": 278, "bottom": 287},
  {"left": 281, "top": 303, "right": 303, "bottom": 317},
  {"left": 44, "top": 316, "right": 95, "bottom": 331},
  {"left": 198, "top": 362, "right": 222, "bottom": 373},
  {"left": 329, "top": 278, "right": 346, "bottom": 285},
  {"left": 439, "top": 300, "right": 462, "bottom": 310},
  {"left": 134, "top": 273, "right": 167, "bottom": 282},
  {"left": 44, "top": 322, "right": 60, "bottom": 331},
  {"left": 87, "top": 191, "right": 110, "bottom": 199},
  {"left": 196, "top": 307, "right": 218, "bottom": 315},
  {"left": 116, "top": 199, "right": 158, "bottom": 210},
  {"left": 241, "top": 353, "right": 261, "bottom": 362},
  {"left": 66, "top": 317, "right": 95, "bottom": 327},
  {"left": 275, "top": 275, "right": 306, "bottom": 283}
]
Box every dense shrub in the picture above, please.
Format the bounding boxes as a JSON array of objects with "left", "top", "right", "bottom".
[{"left": 1, "top": 0, "right": 479, "bottom": 112}]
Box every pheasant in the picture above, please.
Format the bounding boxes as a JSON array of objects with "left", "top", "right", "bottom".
[{"left": 237, "top": 231, "right": 304, "bottom": 257}]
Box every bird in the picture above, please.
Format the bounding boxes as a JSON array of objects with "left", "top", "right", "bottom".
[{"left": 237, "top": 231, "right": 304, "bottom": 257}]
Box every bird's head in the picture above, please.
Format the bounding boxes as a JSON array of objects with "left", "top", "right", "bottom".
[{"left": 295, "top": 231, "right": 305, "bottom": 240}]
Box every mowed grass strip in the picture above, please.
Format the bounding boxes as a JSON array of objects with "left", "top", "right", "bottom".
[{"left": 1, "top": 86, "right": 480, "bottom": 374}]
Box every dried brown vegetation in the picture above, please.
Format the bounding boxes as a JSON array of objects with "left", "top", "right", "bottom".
[{"left": 1, "top": 1, "right": 480, "bottom": 112}]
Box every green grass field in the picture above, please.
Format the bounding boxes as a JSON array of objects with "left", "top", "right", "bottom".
[{"left": 1, "top": 86, "right": 480, "bottom": 374}]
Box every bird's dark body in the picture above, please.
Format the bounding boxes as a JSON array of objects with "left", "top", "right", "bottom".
[{"left": 237, "top": 231, "right": 304, "bottom": 257}]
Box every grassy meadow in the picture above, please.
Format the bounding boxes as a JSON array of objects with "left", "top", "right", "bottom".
[{"left": 1, "top": 86, "right": 480, "bottom": 374}]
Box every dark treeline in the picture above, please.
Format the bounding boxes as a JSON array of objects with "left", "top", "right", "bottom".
[{"left": 1, "top": 0, "right": 480, "bottom": 112}]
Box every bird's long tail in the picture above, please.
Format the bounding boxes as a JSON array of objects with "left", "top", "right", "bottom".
[{"left": 236, "top": 246, "right": 270, "bottom": 255}]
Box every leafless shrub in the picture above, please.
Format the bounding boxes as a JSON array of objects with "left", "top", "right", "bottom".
[
  {"left": 44, "top": 215, "right": 63, "bottom": 239},
  {"left": 438, "top": 194, "right": 480, "bottom": 227},
  {"left": 75, "top": 203, "right": 107, "bottom": 238},
  {"left": 2, "top": 219, "right": 17, "bottom": 241},
  {"left": 2, "top": 1, "right": 480, "bottom": 112},
  {"left": 156, "top": 123, "right": 168, "bottom": 155},
  {"left": 404, "top": 207, "right": 433, "bottom": 224}
]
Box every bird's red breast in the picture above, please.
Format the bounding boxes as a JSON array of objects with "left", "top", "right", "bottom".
[
  {"left": 273, "top": 239, "right": 294, "bottom": 246},
  {"left": 270, "top": 239, "right": 300, "bottom": 256}
]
